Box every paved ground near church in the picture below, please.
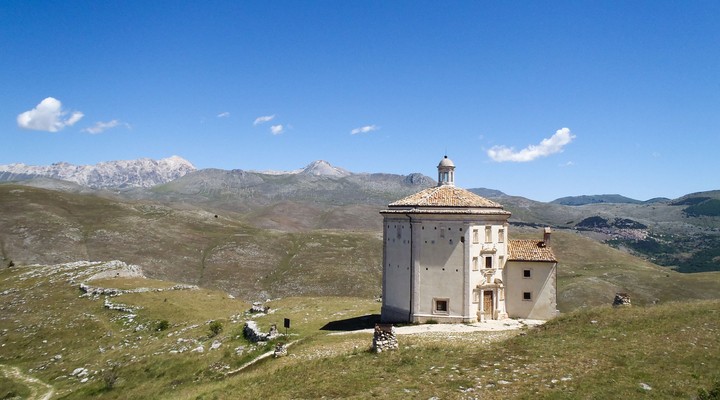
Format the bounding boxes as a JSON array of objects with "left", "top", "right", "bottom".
[{"left": 329, "top": 318, "right": 545, "bottom": 335}]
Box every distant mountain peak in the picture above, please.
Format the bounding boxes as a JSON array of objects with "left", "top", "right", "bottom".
[
  {"left": 299, "top": 160, "right": 351, "bottom": 177},
  {"left": 0, "top": 156, "right": 196, "bottom": 189}
]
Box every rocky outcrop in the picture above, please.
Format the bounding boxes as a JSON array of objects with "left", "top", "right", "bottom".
[{"left": 243, "top": 321, "right": 280, "bottom": 343}]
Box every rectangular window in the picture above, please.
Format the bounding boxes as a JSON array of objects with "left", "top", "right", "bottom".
[
  {"left": 485, "top": 226, "right": 492, "bottom": 243},
  {"left": 523, "top": 269, "right": 532, "bottom": 278},
  {"left": 473, "top": 229, "right": 479, "bottom": 244},
  {"left": 499, "top": 256, "right": 504, "bottom": 269},
  {"left": 433, "top": 298, "right": 449, "bottom": 314},
  {"left": 472, "top": 257, "right": 479, "bottom": 271},
  {"left": 485, "top": 257, "right": 493, "bottom": 269},
  {"left": 523, "top": 292, "right": 532, "bottom": 301},
  {"left": 498, "top": 229, "right": 505, "bottom": 243}
]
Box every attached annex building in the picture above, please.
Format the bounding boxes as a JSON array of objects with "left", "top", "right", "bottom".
[{"left": 380, "top": 156, "right": 558, "bottom": 323}]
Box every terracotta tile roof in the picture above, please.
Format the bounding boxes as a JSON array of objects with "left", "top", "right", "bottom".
[
  {"left": 388, "top": 185, "right": 504, "bottom": 208},
  {"left": 508, "top": 239, "right": 557, "bottom": 262}
]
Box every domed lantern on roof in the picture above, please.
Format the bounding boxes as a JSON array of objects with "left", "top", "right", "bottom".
[{"left": 437, "top": 155, "right": 455, "bottom": 186}]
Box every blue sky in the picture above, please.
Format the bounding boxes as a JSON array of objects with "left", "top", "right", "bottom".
[{"left": 2, "top": 1, "right": 719, "bottom": 201}]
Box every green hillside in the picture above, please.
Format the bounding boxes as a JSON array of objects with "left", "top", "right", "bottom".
[{"left": 1, "top": 262, "right": 718, "bottom": 399}]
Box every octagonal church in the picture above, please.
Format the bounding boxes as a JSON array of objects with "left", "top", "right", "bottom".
[{"left": 380, "top": 156, "right": 558, "bottom": 323}]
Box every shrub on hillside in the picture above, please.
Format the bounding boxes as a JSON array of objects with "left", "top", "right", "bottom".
[
  {"left": 698, "top": 380, "right": 720, "bottom": 400},
  {"left": 209, "top": 321, "right": 223, "bottom": 337},
  {"left": 155, "top": 320, "right": 170, "bottom": 331}
]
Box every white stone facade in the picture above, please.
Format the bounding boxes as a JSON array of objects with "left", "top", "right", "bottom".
[{"left": 380, "top": 157, "right": 558, "bottom": 323}]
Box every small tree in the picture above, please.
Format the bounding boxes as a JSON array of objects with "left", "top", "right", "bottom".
[{"left": 209, "top": 321, "right": 223, "bottom": 337}]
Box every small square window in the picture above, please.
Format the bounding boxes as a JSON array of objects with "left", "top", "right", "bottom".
[
  {"left": 436, "top": 300, "right": 447, "bottom": 312},
  {"left": 523, "top": 269, "right": 532, "bottom": 278},
  {"left": 433, "top": 298, "right": 449, "bottom": 314},
  {"left": 523, "top": 292, "right": 532, "bottom": 301}
]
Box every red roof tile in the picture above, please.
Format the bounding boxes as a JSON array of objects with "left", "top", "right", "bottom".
[
  {"left": 388, "top": 185, "right": 503, "bottom": 208},
  {"left": 508, "top": 239, "right": 557, "bottom": 262}
]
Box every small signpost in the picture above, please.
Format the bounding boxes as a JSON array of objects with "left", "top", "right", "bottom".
[{"left": 283, "top": 318, "right": 290, "bottom": 340}]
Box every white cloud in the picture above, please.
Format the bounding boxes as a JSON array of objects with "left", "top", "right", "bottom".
[
  {"left": 487, "top": 128, "right": 576, "bottom": 162},
  {"left": 254, "top": 114, "right": 275, "bottom": 125},
  {"left": 351, "top": 125, "right": 379, "bottom": 135},
  {"left": 17, "top": 97, "right": 84, "bottom": 132},
  {"left": 82, "top": 120, "right": 121, "bottom": 134},
  {"left": 270, "top": 124, "right": 284, "bottom": 135},
  {"left": 217, "top": 112, "right": 230, "bottom": 118}
]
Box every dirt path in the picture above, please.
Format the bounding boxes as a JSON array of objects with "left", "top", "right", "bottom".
[{"left": 0, "top": 364, "right": 54, "bottom": 400}]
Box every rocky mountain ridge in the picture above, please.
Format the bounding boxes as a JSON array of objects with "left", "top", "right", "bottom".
[{"left": 0, "top": 156, "right": 196, "bottom": 189}]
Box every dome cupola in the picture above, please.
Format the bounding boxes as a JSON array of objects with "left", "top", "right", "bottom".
[{"left": 437, "top": 155, "right": 455, "bottom": 186}]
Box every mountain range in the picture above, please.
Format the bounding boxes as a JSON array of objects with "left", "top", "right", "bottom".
[
  {"left": 0, "top": 156, "right": 196, "bottom": 188},
  {"left": 1, "top": 156, "right": 719, "bottom": 273}
]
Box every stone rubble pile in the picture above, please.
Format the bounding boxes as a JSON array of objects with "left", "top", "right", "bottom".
[
  {"left": 249, "top": 301, "right": 271, "bottom": 314},
  {"left": 372, "top": 324, "right": 398, "bottom": 353},
  {"left": 243, "top": 321, "right": 280, "bottom": 343},
  {"left": 103, "top": 297, "right": 140, "bottom": 313},
  {"left": 613, "top": 292, "right": 631, "bottom": 307},
  {"left": 273, "top": 343, "right": 288, "bottom": 358},
  {"left": 80, "top": 283, "right": 198, "bottom": 298}
]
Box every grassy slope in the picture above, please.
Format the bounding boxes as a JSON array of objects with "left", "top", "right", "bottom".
[
  {"left": 1, "top": 261, "right": 719, "bottom": 399},
  {"left": 0, "top": 184, "right": 382, "bottom": 301},
  {"left": 181, "top": 300, "right": 720, "bottom": 399}
]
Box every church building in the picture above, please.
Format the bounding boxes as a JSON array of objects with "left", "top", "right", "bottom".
[{"left": 380, "top": 156, "right": 558, "bottom": 323}]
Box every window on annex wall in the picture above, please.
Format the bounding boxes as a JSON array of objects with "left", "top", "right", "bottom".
[
  {"left": 433, "top": 298, "right": 449, "bottom": 314},
  {"left": 498, "top": 229, "right": 505, "bottom": 243},
  {"left": 523, "top": 269, "right": 532, "bottom": 278},
  {"left": 485, "top": 226, "right": 492, "bottom": 243},
  {"left": 523, "top": 292, "right": 532, "bottom": 301},
  {"left": 473, "top": 229, "right": 479, "bottom": 244},
  {"left": 485, "top": 257, "right": 493, "bottom": 269}
]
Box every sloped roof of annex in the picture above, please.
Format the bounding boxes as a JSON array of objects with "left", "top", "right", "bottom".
[{"left": 508, "top": 239, "right": 557, "bottom": 262}]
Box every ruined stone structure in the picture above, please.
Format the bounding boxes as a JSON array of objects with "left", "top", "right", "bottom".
[
  {"left": 380, "top": 156, "right": 558, "bottom": 323},
  {"left": 371, "top": 324, "right": 398, "bottom": 353},
  {"left": 613, "top": 292, "right": 631, "bottom": 307}
]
